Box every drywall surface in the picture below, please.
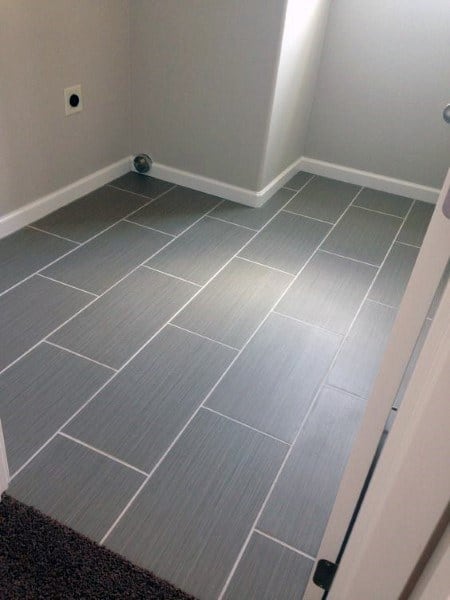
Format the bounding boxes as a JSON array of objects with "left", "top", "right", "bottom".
[
  {"left": 0, "top": 1, "right": 130, "bottom": 218},
  {"left": 130, "top": 0, "right": 287, "bottom": 191},
  {"left": 259, "top": 0, "right": 331, "bottom": 188},
  {"left": 305, "top": 0, "right": 450, "bottom": 189}
]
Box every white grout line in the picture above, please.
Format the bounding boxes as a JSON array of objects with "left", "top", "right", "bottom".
[
  {"left": 141, "top": 265, "right": 202, "bottom": 287},
  {"left": 396, "top": 240, "right": 421, "bottom": 249},
  {"left": 121, "top": 219, "right": 176, "bottom": 237},
  {"left": 44, "top": 341, "right": 117, "bottom": 372},
  {"left": 204, "top": 215, "right": 258, "bottom": 232},
  {"left": 201, "top": 406, "right": 290, "bottom": 446},
  {"left": 57, "top": 432, "right": 149, "bottom": 477},
  {"left": 167, "top": 323, "right": 239, "bottom": 351},
  {"left": 325, "top": 383, "right": 367, "bottom": 401},
  {"left": 352, "top": 204, "right": 404, "bottom": 220},
  {"left": 281, "top": 186, "right": 300, "bottom": 192},
  {"left": 318, "top": 248, "right": 380, "bottom": 268},
  {"left": 365, "top": 298, "right": 398, "bottom": 310},
  {"left": 272, "top": 311, "right": 344, "bottom": 337},
  {"left": 253, "top": 529, "right": 316, "bottom": 562},
  {"left": 107, "top": 183, "right": 177, "bottom": 201},
  {"left": 235, "top": 256, "right": 295, "bottom": 276},
  {"left": 282, "top": 209, "right": 334, "bottom": 225},
  {"left": 37, "top": 274, "right": 99, "bottom": 297},
  {"left": 26, "top": 225, "right": 81, "bottom": 245}
]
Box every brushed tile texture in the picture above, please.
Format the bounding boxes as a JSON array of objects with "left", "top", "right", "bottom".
[
  {"left": 239, "top": 212, "right": 330, "bottom": 274},
  {"left": 173, "top": 258, "right": 292, "bottom": 348},
  {"left": 277, "top": 251, "right": 377, "bottom": 334},
  {"left": 65, "top": 326, "right": 236, "bottom": 472},
  {"left": 397, "top": 201, "right": 435, "bottom": 246},
  {"left": 283, "top": 171, "right": 314, "bottom": 190},
  {"left": 328, "top": 300, "right": 397, "bottom": 398},
  {"left": 258, "top": 387, "right": 365, "bottom": 556},
  {"left": 369, "top": 243, "right": 419, "bottom": 308},
  {"left": 207, "top": 313, "right": 340, "bottom": 442},
  {"left": 110, "top": 172, "right": 173, "bottom": 198},
  {"left": 128, "top": 186, "right": 221, "bottom": 235},
  {"left": 321, "top": 207, "right": 401, "bottom": 266},
  {"left": 147, "top": 217, "right": 253, "bottom": 285},
  {"left": 224, "top": 532, "right": 313, "bottom": 600},
  {"left": 209, "top": 188, "right": 295, "bottom": 231},
  {"left": 354, "top": 188, "right": 413, "bottom": 217},
  {"left": 0, "top": 276, "right": 91, "bottom": 371},
  {"left": 44, "top": 221, "right": 171, "bottom": 294},
  {"left": 285, "top": 176, "right": 359, "bottom": 223},
  {"left": 0, "top": 343, "right": 111, "bottom": 474},
  {"left": 106, "top": 409, "right": 287, "bottom": 600},
  {"left": 9, "top": 435, "right": 145, "bottom": 542},
  {"left": 33, "top": 186, "right": 148, "bottom": 243},
  {"left": 50, "top": 268, "right": 197, "bottom": 369},
  {"left": 0, "top": 227, "right": 76, "bottom": 293}
]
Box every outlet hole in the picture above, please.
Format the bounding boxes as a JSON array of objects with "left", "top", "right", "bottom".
[{"left": 69, "top": 94, "right": 80, "bottom": 108}]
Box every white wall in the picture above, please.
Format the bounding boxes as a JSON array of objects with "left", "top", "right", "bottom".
[
  {"left": 305, "top": 0, "right": 450, "bottom": 189},
  {"left": 0, "top": 0, "right": 130, "bottom": 219}
]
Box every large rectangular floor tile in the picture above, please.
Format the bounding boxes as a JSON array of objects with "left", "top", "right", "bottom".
[
  {"left": 258, "top": 386, "right": 365, "bottom": 556},
  {"left": 328, "top": 300, "right": 397, "bottom": 398},
  {"left": 239, "top": 212, "right": 330, "bottom": 274},
  {"left": 224, "top": 532, "right": 313, "bottom": 600},
  {"left": 33, "top": 186, "right": 148, "bottom": 243},
  {"left": 9, "top": 435, "right": 145, "bottom": 542},
  {"left": 128, "top": 186, "right": 222, "bottom": 235},
  {"left": 0, "top": 227, "right": 76, "bottom": 294},
  {"left": 147, "top": 217, "right": 253, "bottom": 285},
  {"left": 284, "top": 176, "right": 360, "bottom": 223},
  {"left": 0, "top": 343, "right": 112, "bottom": 474},
  {"left": 44, "top": 221, "right": 171, "bottom": 294},
  {"left": 354, "top": 188, "right": 413, "bottom": 217},
  {"left": 110, "top": 171, "right": 174, "bottom": 198},
  {"left": 283, "top": 171, "right": 314, "bottom": 191},
  {"left": 209, "top": 188, "right": 294, "bottom": 231},
  {"left": 65, "top": 325, "right": 236, "bottom": 472},
  {"left": 369, "top": 242, "right": 419, "bottom": 308},
  {"left": 173, "top": 258, "right": 292, "bottom": 348},
  {"left": 50, "top": 268, "right": 197, "bottom": 369},
  {"left": 207, "top": 313, "right": 340, "bottom": 442},
  {"left": 397, "top": 200, "right": 435, "bottom": 246},
  {"left": 0, "top": 276, "right": 92, "bottom": 372},
  {"left": 105, "top": 409, "right": 287, "bottom": 600},
  {"left": 276, "top": 251, "right": 377, "bottom": 334},
  {"left": 321, "top": 206, "right": 401, "bottom": 265}
]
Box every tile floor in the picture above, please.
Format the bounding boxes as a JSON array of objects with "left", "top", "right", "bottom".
[{"left": 0, "top": 172, "right": 437, "bottom": 599}]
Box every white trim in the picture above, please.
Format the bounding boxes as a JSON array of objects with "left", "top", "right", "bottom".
[
  {"left": 0, "top": 420, "right": 9, "bottom": 495},
  {"left": 299, "top": 157, "right": 440, "bottom": 204},
  {"left": 0, "top": 157, "right": 132, "bottom": 239}
]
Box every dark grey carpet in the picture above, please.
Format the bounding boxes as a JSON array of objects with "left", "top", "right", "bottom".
[{"left": 0, "top": 494, "right": 196, "bottom": 600}]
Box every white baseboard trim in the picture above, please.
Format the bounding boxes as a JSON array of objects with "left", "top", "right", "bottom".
[
  {"left": 0, "top": 420, "right": 9, "bottom": 494},
  {"left": 299, "top": 157, "right": 440, "bottom": 204},
  {"left": 0, "top": 157, "right": 131, "bottom": 239}
]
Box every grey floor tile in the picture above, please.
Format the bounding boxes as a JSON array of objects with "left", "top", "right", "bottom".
[
  {"left": 109, "top": 172, "right": 173, "bottom": 198},
  {"left": 0, "top": 343, "right": 111, "bottom": 474},
  {"left": 173, "top": 258, "right": 292, "bottom": 349},
  {"left": 33, "top": 186, "right": 148, "bottom": 243},
  {"left": 0, "top": 276, "right": 91, "bottom": 372},
  {"left": 321, "top": 207, "right": 401, "bottom": 266},
  {"left": 128, "top": 186, "right": 222, "bottom": 235},
  {"left": 354, "top": 188, "right": 413, "bottom": 217},
  {"left": 277, "top": 251, "right": 377, "bottom": 334},
  {"left": 224, "top": 532, "right": 313, "bottom": 600},
  {"left": 369, "top": 243, "right": 419, "bottom": 308},
  {"left": 284, "top": 176, "right": 360, "bottom": 223},
  {"left": 0, "top": 228, "right": 76, "bottom": 294},
  {"left": 208, "top": 188, "right": 294, "bottom": 231},
  {"left": 284, "top": 171, "right": 314, "bottom": 190},
  {"left": 44, "top": 221, "right": 171, "bottom": 294},
  {"left": 50, "top": 268, "right": 197, "bottom": 369},
  {"left": 207, "top": 313, "right": 340, "bottom": 442},
  {"left": 328, "top": 300, "right": 397, "bottom": 398},
  {"left": 397, "top": 201, "right": 435, "bottom": 246},
  {"left": 147, "top": 217, "right": 253, "bottom": 285},
  {"left": 239, "top": 212, "right": 330, "bottom": 274},
  {"left": 428, "top": 259, "right": 450, "bottom": 318},
  {"left": 258, "top": 386, "right": 365, "bottom": 556},
  {"left": 9, "top": 435, "right": 145, "bottom": 542},
  {"left": 105, "top": 409, "right": 287, "bottom": 600},
  {"left": 65, "top": 325, "right": 236, "bottom": 472}
]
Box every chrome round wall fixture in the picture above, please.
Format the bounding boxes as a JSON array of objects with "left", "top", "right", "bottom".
[
  {"left": 443, "top": 104, "right": 450, "bottom": 124},
  {"left": 133, "top": 154, "right": 152, "bottom": 174}
]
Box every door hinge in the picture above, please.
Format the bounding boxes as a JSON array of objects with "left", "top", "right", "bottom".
[{"left": 313, "top": 559, "right": 338, "bottom": 592}]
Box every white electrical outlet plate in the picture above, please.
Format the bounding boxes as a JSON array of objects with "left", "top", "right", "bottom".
[{"left": 64, "top": 84, "right": 83, "bottom": 116}]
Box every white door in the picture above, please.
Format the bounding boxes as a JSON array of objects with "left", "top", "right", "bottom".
[{"left": 304, "top": 167, "right": 450, "bottom": 599}]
